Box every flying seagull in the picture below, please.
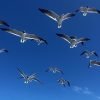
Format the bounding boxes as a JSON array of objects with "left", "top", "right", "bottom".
[
  {"left": 0, "top": 28, "right": 48, "bottom": 45},
  {"left": 0, "top": 49, "right": 8, "bottom": 53},
  {"left": 45, "top": 67, "right": 64, "bottom": 74},
  {"left": 56, "top": 33, "right": 90, "bottom": 48},
  {"left": 17, "top": 68, "right": 41, "bottom": 84},
  {"left": 88, "top": 60, "right": 100, "bottom": 68},
  {"left": 57, "top": 78, "right": 70, "bottom": 87},
  {"left": 75, "top": 6, "right": 100, "bottom": 16},
  {"left": 39, "top": 8, "right": 75, "bottom": 28},
  {"left": 80, "top": 50, "right": 98, "bottom": 58},
  {"left": 0, "top": 20, "right": 9, "bottom": 27}
]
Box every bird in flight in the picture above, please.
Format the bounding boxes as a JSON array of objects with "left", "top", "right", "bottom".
[
  {"left": 45, "top": 67, "right": 64, "bottom": 74},
  {"left": 17, "top": 68, "right": 41, "bottom": 84},
  {"left": 75, "top": 6, "right": 100, "bottom": 16},
  {"left": 0, "top": 28, "right": 48, "bottom": 45},
  {"left": 56, "top": 33, "right": 90, "bottom": 48},
  {"left": 57, "top": 78, "right": 70, "bottom": 87},
  {"left": 80, "top": 50, "right": 98, "bottom": 58},
  {"left": 39, "top": 8, "right": 75, "bottom": 28}
]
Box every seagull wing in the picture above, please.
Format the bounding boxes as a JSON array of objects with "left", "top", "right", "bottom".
[
  {"left": 0, "top": 20, "right": 10, "bottom": 27},
  {"left": 62, "top": 13, "right": 75, "bottom": 21},
  {"left": 0, "top": 28, "right": 24, "bottom": 37},
  {"left": 56, "top": 33, "right": 72, "bottom": 44},
  {"left": 80, "top": 51, "right": 88, "bottom": 56},
  {"left": 17, "top": 68, "right": 27, "bottom": 79},
  {"left": 77, "top": 38, "right": 90, "bottom": 43},
  {"left": 67, "top": 81, "right": 70, "bottom": 87},
  {"left": 87, "top": 8, "right": 100, "bottom": 13},
  {"left": 93, "top": 52, "right": 98, "bottom": 57},
  {"left": 39, "top": 8, "right": 59, "bottom": 21},
  {"left": 25, "top": 33, "right": 48, "bottom": 44}
]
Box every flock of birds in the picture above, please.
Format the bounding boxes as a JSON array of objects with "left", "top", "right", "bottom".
[{"left": 0, "top": 6, "right": 100, "bottom": 87}]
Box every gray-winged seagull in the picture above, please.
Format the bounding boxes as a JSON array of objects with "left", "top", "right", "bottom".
[
  {"left": 80, "top": 50, "right": 98, "bottom": 58},
  {"left": 56, "top": 33, "right": 90, "bottom": 48},
  {"left": 0, "top": 28, "right": 48, "bottom": 45},
  {"left": 75, "top": 6, "right": 100, "bottom": 16},
  {"left": 17, "top": 68, "right": 41, "bottom": 84},
  {"left": 39, "top": 8, "right": 75, "bottom": 28},
  {"left": 57, "top": 78, "right": 70, "bottom": 87}
]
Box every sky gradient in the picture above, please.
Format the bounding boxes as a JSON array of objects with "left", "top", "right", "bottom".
[{"left": 0, "top": 0, "right": 100, "bottom": 100}]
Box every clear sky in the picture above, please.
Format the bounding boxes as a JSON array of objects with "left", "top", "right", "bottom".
[{"left": 0, "top": 0, "right": 100, "bottom": 100}]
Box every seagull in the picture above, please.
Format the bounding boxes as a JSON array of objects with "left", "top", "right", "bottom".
[
  {"left": 39, "top": 8, "right": 75, "bottom": 28},
  {"left": 0, "top": 28, "right": 48, "bottom": 45},
  {"left": 88, "top": 60, "right": 100, "bottom": 68},
  {"left": 0, "top": 20, "right": 9, "bottom": 27},
  {"left": 56, "top": 33, "right": 90, "bottom": 48},
  {"left": 0, "top": 49, "right": 8, "bottom": 53},
  {"left": 80, "top": 50, "right": 98, "bottom": 58},
  {"left": 57, "top": 78, "right": 70, "bottom": 87},
  {"left": 17, "top": 68, "right": 41, "bottom": 84},
  {"left": 75, "top": 6, "right": 100, "bottom": 16},
  {"left": 45, "top": 67, "right": 64, "bottom": 74}
]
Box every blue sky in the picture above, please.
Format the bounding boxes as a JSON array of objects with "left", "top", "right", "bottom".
[{"left": 0, "top": 0, "right": 100, "bottom": 100}]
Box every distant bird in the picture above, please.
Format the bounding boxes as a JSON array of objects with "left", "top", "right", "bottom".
[
  {"left": 57, "top": 78, "right": 70, "bottom": 87},
  {"left": 0, "top": 28, "right": 48, "bottom": 45},
  {"left": 45, "top": 67, "right": 64, "bottom": 74},
  {"left": 75, "top": 6, "right": 100, "bottom": 16},
  {"left": 80, "top": 50, "right": 98, "bottom": 58},
  {"left": 56, "top": 33, "right": 90, "bottom": 48},
  {"left": 0, "top": 20, "right": 9, "bottom": 27},
  {"left": 39, "top": 8, "right": 75, "bottom": 28},
  {"left": 17, "top": 68, "right": 41, "bottom": 84},
  {"left": 88, "top": 60, "right": 100, "bottom": 68},
  {"left": 0, "top": 49, "right": 8, "bottom": 53}
]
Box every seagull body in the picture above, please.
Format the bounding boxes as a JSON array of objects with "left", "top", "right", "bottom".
[
  {"left": 76, "top": 6, "right": 100, "bottom": 16},
  {"left": 0, "top": 20, "right": 9, "bottom": 27},
  {"left": 56, "top": 33, "right": 90, "bottom": 48},
  {"left": 0, "top": 28, "right": 48, "bottom": 45},
  {"left": 57, "top": 78, "right": 70, "bottom": 87},
  {"left": 0, "top": 49, "right": 8, "bottom": 53},
  {"left": 46, "top": 67, "right": 63, "bottom": 74},
  {"left": 89, "top": 60, "right": 100, "bottom": 68},
  {"left": 80, "top": 50, "right": 98, "bottom": 58},
  {"left": 17, "top": 68, "right": 41, "bottom": 84},
  {"left": 39, "top": 8, "right": 75, "bottom": 28}
]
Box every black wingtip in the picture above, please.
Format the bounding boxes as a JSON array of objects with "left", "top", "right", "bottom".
[{"left": 39, "top": 8, "right": 48, "bottom": 13}]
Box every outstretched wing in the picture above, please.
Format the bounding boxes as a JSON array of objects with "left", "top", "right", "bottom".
[
  {"left": 0, "top": 28, "right": 24, "bottom": 37},
  {"left": 17, "top": 68, "right": 27, "bottom": 79},
  {"left": 56, "top": 33, "right": 72, "bottom": 44},
  {"left": 80, "top": 51, "right": 87, "bottom": 56},
  {"left": 25, "top": 33, "right": 48, "bottom": 44},
  {"left": 62, "top": 13, "right": 75, "bottom": 21},
  {"left": 87, "top": 8, "right": 100, "bottom": 13},
  {"left": 39, "top": 8, "right": 59, "bottom": 21},
  {"left": 93, "top": 52, "right": 98, "bottom": 57},
  {"left": 77, "top": 38, "right": 90, "bottom": 43}
]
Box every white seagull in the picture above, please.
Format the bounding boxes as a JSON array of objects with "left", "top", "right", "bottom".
[
  {"left": 57, "top": 78, "right": 70, "bottom": 87},
  {"left": 0, "top": 20, "right": 9, "bottom": 27},
  {"left": 0, "top": 28, "right": 48, "bottom": 45},
  {"left": 45, "top": 67, "right": 64, "bottom": 74},
  {"left": 39, "top": 8, "right": 75, "bottom": 28},
  {"left": 75, "top": 6, "right": 100, "bottom": 16},
  {"left": 80, "top": 50, "right": 98, "bottom": 58},
  {"left": 0, "top": 49, "right": 8, "bottom": 53},
  {"left": 56, "top": 33, "right": 90, "bottom": 48},
  {"left": 17, "top": 68, "right": 41, "bottom": 84},
  {"left": 89, "top": 60, "right": 100, "bottom": 68}
]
